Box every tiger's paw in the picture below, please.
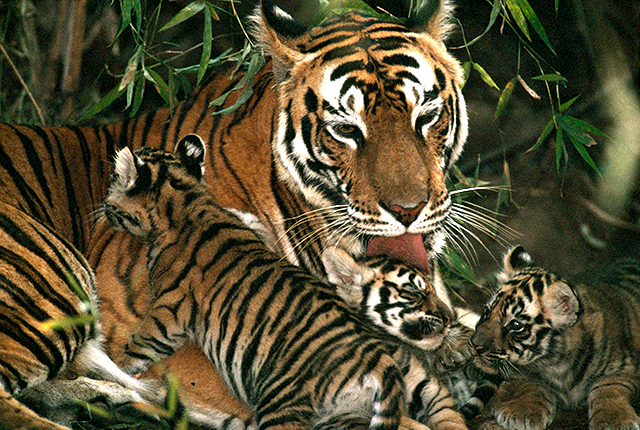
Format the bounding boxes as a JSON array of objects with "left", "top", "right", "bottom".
[
  {"left": 434, "top": 324, "right": 474, "bottom": 372},
  {"left": 490, "top": 380, "right": 556, "bottom": 430},
  {"left": 589, "top": 401, "right": 640, "bottom": 430}
]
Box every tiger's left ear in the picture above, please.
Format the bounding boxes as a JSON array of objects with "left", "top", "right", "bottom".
[
  {"left": 174, "top": 134, "right": 206, "bottom": 181},
  {"left": 503, "top": 245, "right": 534, "bottom": 275},
  {"left": 406, "top": 0, "right": 457, "bottom": 42},
  {"left": 542, "top": 281, "right": 580, "bottom": 329}
]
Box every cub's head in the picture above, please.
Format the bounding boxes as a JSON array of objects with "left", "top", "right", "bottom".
[
  {"left": 253, "top": 0, "right": 467, "bottom": 261},
  {"left": 103, "top": 134, "right": 206, "bottom": 241},
  {"left": 322, "top": 247, "right": 453, "bottom": 350},
  {"left": 471, "top": 246, "right": 581, "bottom": 376}
]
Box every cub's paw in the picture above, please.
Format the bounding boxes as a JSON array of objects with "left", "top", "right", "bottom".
[
  {"left": 490, "top": 380, "right": 556, "bottom": 430},
  {"left": 590, "top": 402, "right": 640, "bottom": 430},
  {"left": 434, "top": 324, "right": 474, "bottom": 372}
]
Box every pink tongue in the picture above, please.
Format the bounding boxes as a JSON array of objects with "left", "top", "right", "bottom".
[{"left": 366, "top": 233, "right": 430, "bottom": 273}]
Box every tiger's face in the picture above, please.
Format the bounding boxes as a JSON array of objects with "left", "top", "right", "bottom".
[
  {"left": 254, "top": 1, "right": 467, "bottom": 263},
  {"left": 322, "top": 247, "right": 453, "bottom": 350},
  {"left": 471, "top": 246, "right": 581, "bottom": 376},
  {"left": 103, "top": 134, "right": 206, "bottom": 243}
]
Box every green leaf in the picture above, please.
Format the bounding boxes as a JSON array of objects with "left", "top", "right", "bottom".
[
  {"left": 514, "top": 0, "right": 555, "bottom": 54},
  {"left": 129, "top": 72, "right": 145, "bottom": 117},
  {"left": 144, "top": 68, "right": 170, "bottom": 103},
  {"left": 460, "top": 61, "right": 472, "bottom": 89},
  {"left": 554, "top": 127, "right": 568, "bottom": 173},
  {"left": 80, "top": 86, "right": 123, "bottom": 120},
  {"left": 504, "top": 0, "right": 530, "bottom": 41},
  {"left": 464, "top": 0, "right": 502, "bottom": 47},
  {"left": 532, "top": 73, "right": 567, "bottom": 83},
  {"left": 472, "top": 62, "right": 500, "bottom": 91},
  {"left": 441, "top": 247, "right": 476, "bottom": 284},
  {"left": 212, "top": 51, "right": 265, "bottom": 115},
  {"left": 569, "top": 135, "right": 601, "bottom": 175},
  {"left": 197, "top": 5, "right": 213, "bottom": 85},
  {"left": 116, "top": 0, "right": 133, "bottom": 38},
  {"left": 495, "top": 77, "right": 516, "bottom": 120},
  {"left": 559, "top": 94, "right": 580, "bottom": 113},
  {"left": 557, "top": 114, "right": 609, "bottom": 139},
  {"left": 160, "top": 0, "right": 206, "bottom": 31},
  {"left": 529, "top": 117, "right": 555, "bottom": 152}
]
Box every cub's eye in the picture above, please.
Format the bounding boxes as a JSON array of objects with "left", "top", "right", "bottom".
[{"left": 506, "top": 319, "right": 525, "bottom": 333}]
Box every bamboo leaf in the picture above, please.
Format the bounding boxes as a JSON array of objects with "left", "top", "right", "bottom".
[
  {"left": 460, "top": 61, "right": 472, "bottom": 89},
  {"left": 80, "top": 86, "right": 122, "bottom": 120},
  {"left": 557, "top": 114, "right": 609, "bottom": 139},
  {"left": 160, "top": 0, "right": 206, "bottom": 31},
  {"left": 529, "top": 117, "right": 555, "bottom": 152},
  {"left": 532, "top": 73, "right": 567, "bottom": 83},
  {"left": 514, "top": 0, "right": 555, "bottom": 54},
  {"left": 144, "top": 68, "right": 170, "bottom": 103},
  {"left": 495, "top": 77, "right": 516, "bottom": 120},
  {"left": 464, "top": 0, "right": 502, "bottom": 47},
  {"left": 130, "top": 73, "right": 145, "bottom": 117},
  {"left": 555, "top": 128, "right": 568, "bottom": 173},
  {"left": 569, "top": 135, "right": 601, "bottom": 175},
  {"left": 504, "top": 0, "right": 530, "bottom": 41},
  {"left": 197, "top": 5, "right": 213, "bottom": 85},
  {"left": 517, "top": 75, "right": 540, "bottom": 100},
  {"left": 559, "top": 95, "right": 580, "bottom": 113},
  {"left": 472, "top": 62, "right": 500, "bottom": 91}
]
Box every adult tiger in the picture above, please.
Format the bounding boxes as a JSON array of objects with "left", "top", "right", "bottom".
[{"left": 0, "top": 0, "right": 467, "bottom": 424}]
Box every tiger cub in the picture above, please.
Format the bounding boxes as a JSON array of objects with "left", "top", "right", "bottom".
[
  {"left": 472, "top": 246, "right": 640, "bottom": 430},
  {"left": 0, "top": 201, "right": 162, "bottom": 430},
  {"left": 103, "top": 134, "right": 469, "bottom": 430},
  {"left": 322, "top": 248, "right": 497, "bottom": 420}
]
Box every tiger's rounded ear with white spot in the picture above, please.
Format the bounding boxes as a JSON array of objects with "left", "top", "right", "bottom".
[
  {"left": 251, "top": 0, "right": 307, "bottom": 80},
  {"left": 406, "top": 0, "right": 457, "bottom": 42},
  {"left": 322, "top": 247, "right": 375, "bottom": 307},
  {"left": 503, "top": 245, "right": 534, "bottom": 275},
  {"left": 113, "top": 147, "right": 139, "bottom": 192},
  {"left": 174, "top": 134, "right": 206, "bottom": 181},
  {"left": 542, "top": 281, "right": 580, "bottom": 329}
]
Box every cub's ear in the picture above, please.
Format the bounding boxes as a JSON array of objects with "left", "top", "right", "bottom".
[
  {"left": 113, "top": 147, "right": 139, "bottom": 191},
  {"left": 503, "top": 245, "right": 534, "bottom": 274},
  {"left": 322, "top": 247, "right": 374, "bottom": 307},
  {"left": 250, "top": 0, "right": 307, "bottom": 79},
  {"left": 406, "top": 0, "right": 457, "bottom": 42},
  {"left": 174, "top": 134, "right": 206, "bottom": 181},
  {"left": 542, "top": 281, "right": 580, "bottom": 329}
]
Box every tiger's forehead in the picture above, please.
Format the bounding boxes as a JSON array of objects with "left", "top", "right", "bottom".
[{"left": 295, "top": 14, "right": 446, "bottom": 115}]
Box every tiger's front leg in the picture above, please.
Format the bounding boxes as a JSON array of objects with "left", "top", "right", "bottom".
[
  {"left": 588, "top": 376, "right": 640, "bottom": 430},
  {"left": 489, "top": 379, "right": 557, "bottom": 430},
  {"left": 122, "top": 290, "right": 194, "bottom": 376}
]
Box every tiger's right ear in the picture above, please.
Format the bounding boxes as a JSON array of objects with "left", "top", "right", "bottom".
[
  {"left": 250, "top": 0, "right": 307, "bottom": 78},
  {"left": 406, "top": 0, "right": 457, "bottom": 43},
  {"left": 503, "top": 245, "right": 534, "bottom": 275},
  {"left": 113, "top": 147, "right": 139, "bottom": 192}
]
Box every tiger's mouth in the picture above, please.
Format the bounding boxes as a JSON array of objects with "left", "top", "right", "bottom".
[{"left": 365, "top": 233, "right": 430, "bottom": 273}]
